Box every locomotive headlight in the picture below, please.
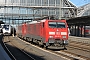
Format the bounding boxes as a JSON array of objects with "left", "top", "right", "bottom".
[
  {"left": 49, "top": 36, "right": 53, "bottom": 38},
  {"left": 62, "top": 36, "right": 66, "bottom": 38}
]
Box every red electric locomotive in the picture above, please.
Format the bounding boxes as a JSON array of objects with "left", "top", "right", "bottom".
[{"left": 17, "top": 19, "right": 68, "bottom": 49}]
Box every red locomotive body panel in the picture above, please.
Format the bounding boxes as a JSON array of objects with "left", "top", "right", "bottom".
[{"left": 18, "top": 19, "right": 68, "bottom": 48}]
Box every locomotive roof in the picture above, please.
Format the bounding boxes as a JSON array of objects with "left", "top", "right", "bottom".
[
  {"left": 27, "top": 19, "right": 46, "bottom": 24},
  {"left": 25, "top": 19, "right": 66, "bottom": 24}
]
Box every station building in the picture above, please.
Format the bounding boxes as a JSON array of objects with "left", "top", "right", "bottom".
[{"left": 0, "top": 0, "right": 77, "bottom": 25}]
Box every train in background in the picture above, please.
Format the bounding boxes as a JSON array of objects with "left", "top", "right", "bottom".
[
  {"left": 70, "top": 26, "right": 90, "bottom": 37},
  {"left": 17, "top": 18, "right": 69, "bottom": 49},
  {"left": 80, "top": 26, "right": 90, "bottom": 36},
  {"left": 1, "top": 24, "right": 16, "bottom": 36}
]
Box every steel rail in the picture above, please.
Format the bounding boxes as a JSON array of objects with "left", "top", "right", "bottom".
[
  {"left": 2, "top": 36, "right": 16, "bottom": 60},
  {"left": 7, "top": 36, "right": 36, "bottom": 60}
]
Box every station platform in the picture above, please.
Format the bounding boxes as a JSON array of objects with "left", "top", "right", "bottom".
[
  {"left": 0, "top": 44, "right": 11, "bottom": 60},
  {"left": 69, "top": 36, "right": 90, "bottom": 44}
]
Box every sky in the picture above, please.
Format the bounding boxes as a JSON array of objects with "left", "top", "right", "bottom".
[{"left": 70, "top": 0, "right": 90, "bottom": 7}]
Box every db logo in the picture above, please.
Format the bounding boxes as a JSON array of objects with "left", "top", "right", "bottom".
[{"left": 56, "top": 32, "right": 59, "bottom": 35}]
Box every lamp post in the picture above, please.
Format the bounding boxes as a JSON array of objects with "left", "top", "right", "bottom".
[
  {"left": 12, "top": 20, "right": 14, "bottom": 37},
  {"left": 12, "top": 0, "right": 14, "bottom": 37}
]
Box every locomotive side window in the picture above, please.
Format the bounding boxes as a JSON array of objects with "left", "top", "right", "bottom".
[{"left": 48, "top": 22, "right": 66, "bottom": 28}]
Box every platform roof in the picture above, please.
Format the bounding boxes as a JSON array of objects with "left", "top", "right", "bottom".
[{"left": 67, "top": 15, "right": 90, "bottom": 26}]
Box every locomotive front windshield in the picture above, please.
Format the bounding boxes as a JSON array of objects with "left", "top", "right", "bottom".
[
  {"left": 3, "top": 25, "right": 9, "bottom": 29},
  {"left": 49, "top": 22, "right": 66, "bottom": 28}
]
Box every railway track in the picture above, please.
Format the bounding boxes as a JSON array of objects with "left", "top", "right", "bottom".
[
  {"left": 1, "top": 36, "right": 16, "bottom": 60},
  {"left": 54, "top": 50, "right": 89, "bottom": 60},
  {"left": 17, "top": 37, "right": 80, "bottom": 60},
  {"left": 68, "top": 41, "right": 90, "bottom": 52},
  {"left": 64, "top": 40, "right": 90, "bottom": 60},
  {"left": 3, "top": 36, "right": 36, "bottom": 60},
  {"left": 17, "top": 36, "right": 90, "bottom": 60},
  {"left": 2, "top": 36, "right": 90, "bottom": 60}
]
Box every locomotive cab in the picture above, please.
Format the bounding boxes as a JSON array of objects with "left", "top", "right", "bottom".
[
  {"left": 2, "top": 25, "right": 11, "bottom": 35},
  {"left": 45, "top": 20, "right": 68, "bottom": 48}
]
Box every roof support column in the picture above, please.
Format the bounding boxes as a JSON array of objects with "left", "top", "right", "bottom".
[
  {"left": 75, "top": 25, "right": 76, "bottom": 36},
  {"left": 80, "top": 25, "right": 83, "bottom": 37},
  {"left": 77, "top": 25, "right": 80, "bottom": 37},
  {"left": 84, "top": 26, "right": 86, "bottom": 37}
]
